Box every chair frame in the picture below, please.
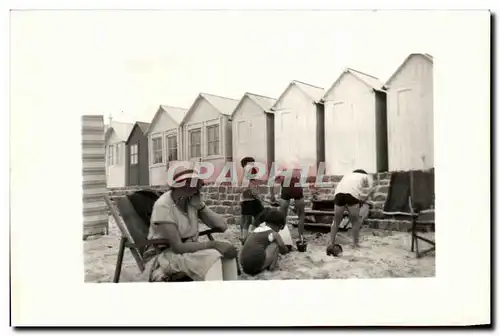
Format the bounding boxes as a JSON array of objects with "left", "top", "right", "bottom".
[
  {"left": 381, "top": 172, "right": 435, "bottom": 258},
  {"left": 409, "top": 205, "right": 435, "bottom": 258},
  {"left": 104, "top": 195, "right": 216, "bottom": 283},
  {"left": 408, "top": 170, "right": 435, "bottom": 258}
]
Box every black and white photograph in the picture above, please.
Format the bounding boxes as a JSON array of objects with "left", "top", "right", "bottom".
[{"left": 9, "top": 4, "right": 491, "bottom": 327}]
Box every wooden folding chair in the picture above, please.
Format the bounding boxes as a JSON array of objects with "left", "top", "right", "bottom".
[
  {"left": 409, "top": 202, "right": 435, "bottom": 258},
  {"left": 104, "top": 190, "right": 216, "bottom": 283},
  {"left": 381, "top": 171, "right": 435, "bottom": 258},
  {"left": 408, "top": 170, "right": 435, "bottom": 258}
]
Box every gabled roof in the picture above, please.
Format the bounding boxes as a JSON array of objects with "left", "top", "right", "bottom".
[
  {"left": 231, "top": 92, "right": 277, "bottom": 117},
  {"left": 346, "top": 68, "right": 385, "bottom": 91},
  {"left": 384, "top": 53, "right": 434, "bottom": 86},
  {"left": 181, "top": 93, "right": 239, "bottom": 125},
  {"left": 271, "top": 80, "right": 325, "bottom": 110},
  {"left": 136, "top": 121, "right": 151, "bottom": 133},
  {"left": 293, "top": 80, "right": 325, "bottom": 102},
  {"left": 162, "top": 105, "right": 188, "bottom": 124},
  {"left": 323, "top": 68, "right": 385, "bottom": 100},
  {"left": 200, "top": 93, "right": 239, "bottom": 116},
  {"left": 145, "top": 105, "right": 188, "bottom": 135},
  {"left": 125, "top": 121, "right": 151, "bottom": 143},
  {"left": 105, "top": 121, "right": 134, "bottom": 143},
  {"left": 247, "top": 93, "right": 277, "bottom": 111}
]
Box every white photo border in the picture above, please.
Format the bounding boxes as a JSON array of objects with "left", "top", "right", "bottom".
[{"left": 5, "top": 1, "right": 492, "bottom": 327}]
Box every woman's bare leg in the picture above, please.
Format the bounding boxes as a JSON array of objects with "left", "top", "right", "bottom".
[
  {"left": 263, "top": 243, "right": 280, "bottom": 271},
  {"left": 204, "top": 259, "right": 223, "bottom": 281},
  {"left": 221, "top": 258, "right": 238, "bottom": 281}
]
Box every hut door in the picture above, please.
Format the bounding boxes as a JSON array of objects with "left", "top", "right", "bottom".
[
  {"left": 279, "top": 110, "right": 294, "bottom": 164},
  {"left": 236, "top": 120, "right": 249, "bottom": 158},
  {"left": 333, "top": 102, "right": 353, "bottom": 174},
  {"left": 237, "top": 120, "right": 249, "bottom": 144},
  {"left": 395, "top": 89, "right": 413, "bottom": 170}
]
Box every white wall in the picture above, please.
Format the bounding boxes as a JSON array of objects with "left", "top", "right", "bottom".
[
  {"left": 232, "top": 96, "right": 269, "bottom": 166},
  {"left": 147, "top": 110, "right": 182, "bottom": 186},
  {"left": 105, "top": 131, "right": 127, "bottom": 188},
  {"left": 274, "top": 84, "right": 318, "bottom": 174},
  {"left": 323, "top": 73, "right": 378, "bottom": 175},
  {"left": 386, "top": 55, "right": 434, "bottom": 171}
]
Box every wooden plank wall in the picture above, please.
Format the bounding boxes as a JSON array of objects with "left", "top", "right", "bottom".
[{"left": 82, "top": 115, "right": 108, "bottom": 239}]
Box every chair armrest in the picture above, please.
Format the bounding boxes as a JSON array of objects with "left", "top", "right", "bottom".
[
  {"left": 127, "top": 229, "right": 218, "bottom": 249},
  {"left": 199, "top": 228, "right": 216, "bottom": 235},
  {"left": 199, "top": 229, "right": 216, "bottom": 241},
  {"left": 127, "top": 238, "right": 170, "bottom": 248}
]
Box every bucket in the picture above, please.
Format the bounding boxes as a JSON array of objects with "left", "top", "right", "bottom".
[
  {"left": 326, "top": 244, "right": 343, "bottom": 257},
  {"left": 296, "top": 238, "right": 308, "bottom": 252}
]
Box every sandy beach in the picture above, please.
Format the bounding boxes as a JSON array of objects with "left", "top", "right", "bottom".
[{"left": 84, "top": 216, "right": 435, "bottom": 282}]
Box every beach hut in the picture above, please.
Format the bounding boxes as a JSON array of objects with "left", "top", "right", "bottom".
[
  {"left": 104, "top": 120, "right": 133, "bottom": 188},
  {"left": 231, "top": 92, "right": 277, "bottom": 176},
  {"left": 125, "top": 121, "right": 150, "bottom": 186},
  {"left": 270, "top": 80, "right": 325, "bottom": 177},
  {"left": 180, "top": 93, "right": 239, "bottom": 182},
  {"left": 384, "top": 53, "right": 434, "bottom": 171},
  {"left": 145, "top": 105, "right": 187, "bottom": 186},
  {"left": 322, "top": 68, "right": 388, "bottom": 175}
]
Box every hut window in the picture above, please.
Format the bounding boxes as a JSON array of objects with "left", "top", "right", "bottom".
[
  {"left": 115, "top": 143, "right": 122, "bottom": 165},
  {"left": 130, "top": 144, "right": 138, "bottom": 165},
  {"left": 189, "top": 128, "right": 202, "bottom": 158},
  {"left": 166, "top": 134, "right": 178, "bottom": 161},
  {"left": 207, "top": 124, "right": 220, "bottom": 156},
  {"left": 107, "top": 145, "right": 114, "bottom": 166},
  {"left": 152, "top": 137, "right": 163, "bottom": 164}
]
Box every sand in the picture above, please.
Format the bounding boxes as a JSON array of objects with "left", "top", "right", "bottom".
[{"left": 84, "top": 216, "right": 435, "bottom": 282}]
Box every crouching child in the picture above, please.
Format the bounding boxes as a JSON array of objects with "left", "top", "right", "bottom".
[{"left": 239, "top": 209, "right": 289, "bottom": 276}]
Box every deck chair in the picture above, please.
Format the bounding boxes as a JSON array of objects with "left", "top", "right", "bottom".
[
  {"left": 104, "top": 189, "right": 217, "bottom": 283},
  {"left": 409, "top": 170, "right": 435, "bottom": 258},
  {"left": 409, "top": 204, "right": 435, "bottom": 258},
  {"left": 383, "top": 171, "right": 435, "bottom": 258}
]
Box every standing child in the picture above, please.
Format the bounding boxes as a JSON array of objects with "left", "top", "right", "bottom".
[
  {"left": 327, "top": 169, "right": 375, "bottom": 253},
  {"left": 239, "top": 157, "right": 264, "bottom": 243},
  {"left": 269, "top": 168, "right": 306, "bottom": 244},
  {"left": 239, "top": 209, "right": 289, "bottom": 276}
]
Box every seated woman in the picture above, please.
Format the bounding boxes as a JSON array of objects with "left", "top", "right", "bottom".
[
  {"left": 239, "top": 209, "right": 289, "bottom": 276},
  {"left": 141, "top": 169, "right": 239, "bottom": 282}
]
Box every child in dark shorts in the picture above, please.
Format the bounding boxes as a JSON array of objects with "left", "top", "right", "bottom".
[
  {"left": 270, "top": 168, "right": 306, "bottom": 243},
  {"left": 327, "top": 169, "right": 375, "bottom": 252},
  {"left": 239, "top": 209, "right": 289, "bottom": 276},
  {"left": 239, "top": 157, "right": 264, "bottom": 243}
]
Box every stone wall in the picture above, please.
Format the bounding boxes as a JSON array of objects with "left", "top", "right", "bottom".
[{"left": 108, "top": 172, "right": 434, "bottom": 232}]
